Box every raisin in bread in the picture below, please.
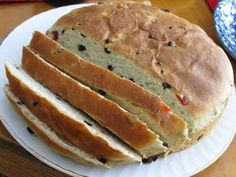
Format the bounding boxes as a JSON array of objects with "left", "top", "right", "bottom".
[
  {"left": 29, "top": 31, "right": 188, "bottom": 152},
  {"left": 21, "top": 46, "right": 167, "bottom": 158},
  {"left": 5, "top": 62, "right": 141, "bottom": 166},
  {"left": 47, "top": 1, "right": 234, "bottom": 147}
]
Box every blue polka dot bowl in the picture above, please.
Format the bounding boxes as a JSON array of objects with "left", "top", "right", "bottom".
[{"left": 214, "top": 0, "right": 236, "bottom": 59}]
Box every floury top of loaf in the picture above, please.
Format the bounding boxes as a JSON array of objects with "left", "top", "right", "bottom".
[{"left": 47, "top": 2, "right": 234, "bottom": 145}]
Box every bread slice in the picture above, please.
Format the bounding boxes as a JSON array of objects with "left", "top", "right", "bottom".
[
  {"left": 5, "top": 62, "right": 141, "bottom": 165},
  {"left": 46, "top": 2, "right": 234, "bottom": 146},
  {"left": 4, "top": 85, "right": 110, "bottom": 168},
  {"left": 21, "top": 47, "right": 167, "bottom": 157},
  {"left": 29, "top": 31, "right": 188, "bottom": 152}
]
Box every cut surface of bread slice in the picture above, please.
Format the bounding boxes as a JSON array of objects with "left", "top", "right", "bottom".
[
  {"left": 21, "top": 47, "right": 167, "bottom": 157},
  {"left": 5, "top": 62, "right": 141, "bottom": 165},
  {"left": 46, "top": 2, "right": 234, "bottom": 144},
  {"left": 29, "top": 31, "right": 188, "bottom": 151},
  {"left": 4, "top": 85, "right": 110, "bottom": 168}
]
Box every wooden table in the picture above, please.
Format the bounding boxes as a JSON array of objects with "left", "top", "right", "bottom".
[{"left": 0, "top": 1, "right": 236, "bottom": 177}]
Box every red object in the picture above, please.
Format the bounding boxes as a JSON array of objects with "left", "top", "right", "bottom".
[
  {"left": 207, "top": 0, "right": 219, "bottom": 10},
  {"left": 176, "top": 95, "right": 188, "bottom": 105},
  {"left": 51, "top": 31, "right": 59, "bottom": 41},
  {"left": 0, "top": 0, "right": 43, "bottom": 2}
]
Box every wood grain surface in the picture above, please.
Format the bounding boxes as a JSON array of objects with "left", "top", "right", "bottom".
[{"left": 0, "top": 1, "right": 235, "bottom": 177}]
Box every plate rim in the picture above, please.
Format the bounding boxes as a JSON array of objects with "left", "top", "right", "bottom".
[{"left": 0, "top": 3, "right": 236, "bottom": 177}]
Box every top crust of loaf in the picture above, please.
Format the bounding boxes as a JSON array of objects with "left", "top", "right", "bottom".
[{"left": 53, "top": 2, "right": 234, "bottom": 117}]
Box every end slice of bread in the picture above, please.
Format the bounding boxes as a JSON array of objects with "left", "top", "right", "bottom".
[
  {"left": 4, "top": 85, "right": 110, "bottom": 168},
  {"left": 21, "top": 47, "right": 167, "bottom": 157},
  {"left": 5, "top": 62, "right": 141, "bottom": 164}
]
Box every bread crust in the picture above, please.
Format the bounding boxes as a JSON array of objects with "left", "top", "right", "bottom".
[
  {"left": 30, "top": 31, "right": 187, "bottom": 138},
  {"left": 5, "top": 64, "right": 138, "bottom": 162},
  {"left": 186, "top": 95, "right": 232, "bottom": 148},
  {"left": 21, "top": 47, "right": 163, "bottom": 155},
  {"left": 4, "top": 87, "right": 106, "bottom": 168},
  {"left": 53, "top": 2, "right": 234, "bottom": 117}
]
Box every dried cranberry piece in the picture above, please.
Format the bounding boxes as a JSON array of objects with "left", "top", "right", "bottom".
[
  {"left": 51, "top": 31, "right": 58, "bottom": 41},
  {"left": 176, "top": 95, "right": 188, "bottom": 105}
]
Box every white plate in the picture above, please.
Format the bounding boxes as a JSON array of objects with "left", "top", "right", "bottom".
[{"left": 0, "top": 4, "right": 236, "bottom": 177}]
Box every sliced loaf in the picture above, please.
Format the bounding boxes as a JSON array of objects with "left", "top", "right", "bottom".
[
  {"left": 21, "top": 46, "right": 167, "bottom": 157},
  {"left": 4, "top": 85, "right": 110, "bottom": 168},
  {"left": 29, "top": 31, "right": 188, "bottom": 151},
  {"left": 5, "top": 62, "right": 141, "bottom": 165},
  {"left": 47, "top": 2, "right": 234, "bottom": 146}
]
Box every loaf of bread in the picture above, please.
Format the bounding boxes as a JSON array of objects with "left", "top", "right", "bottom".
[
  {"left": 47, "top": 1, "right": 234, "bottom": 147},
  {"left": 5, "top": 62, "right": 141, "bottom": 166},
  {"left": 29, "top": 31, "right": 188, "bottom": 152},
  {"left": 4, "top": 1, "right": 234, "bottom": 168}
]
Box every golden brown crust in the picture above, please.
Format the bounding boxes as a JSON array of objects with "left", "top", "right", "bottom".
[
  {"left": 21, "top": 47, "right": 159, "bottom": 152},
  {"left": 5, "top": 65, "right": 132, "bottom": 162},
  {"left": 29, "top": 31, "right": 187, "bottom": 137},
  {"left": 54, "top": 2, "right": 234, "bottom": 117},
  {"left": 5, "top": 91, "right": 95, "bottom": 167}
]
